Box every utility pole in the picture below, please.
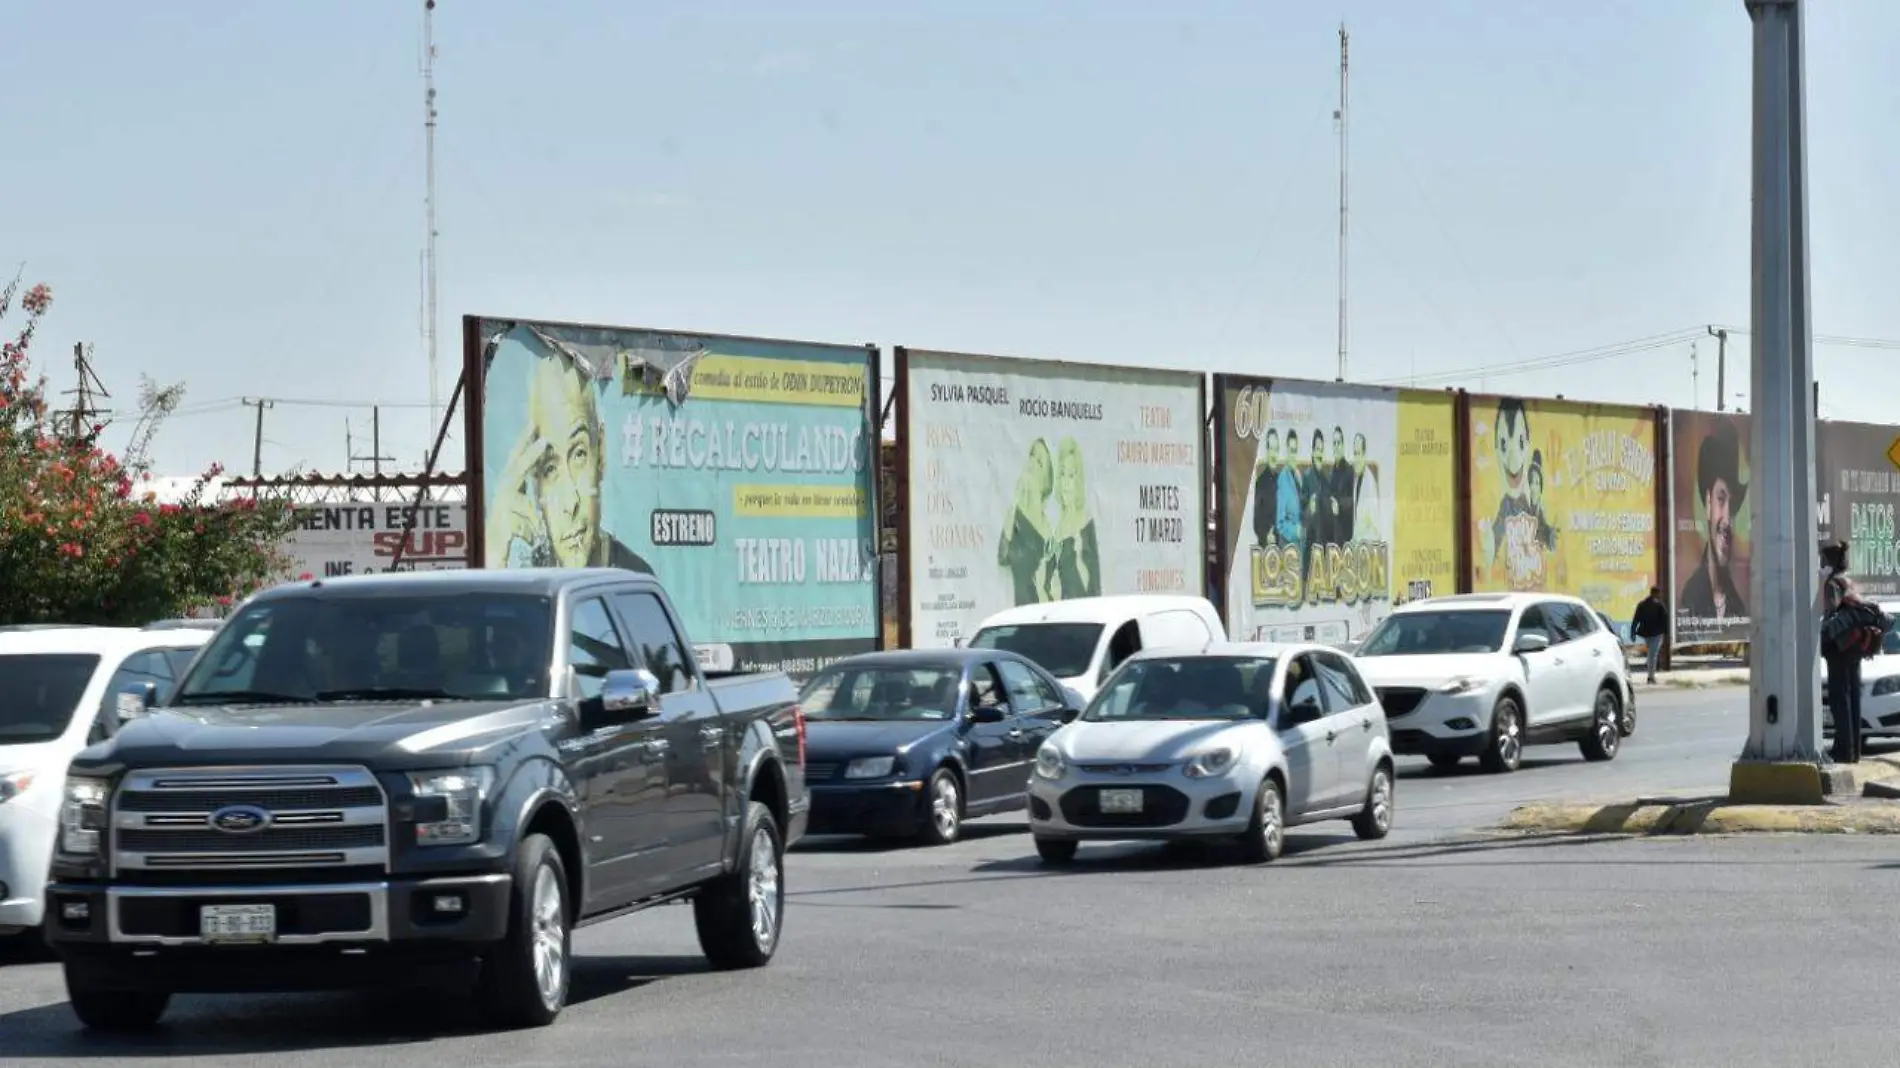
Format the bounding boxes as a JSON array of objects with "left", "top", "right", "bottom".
[
  {"left": 1733, "top": 0, "right": 1826, "bottom": 797},
  {"left": 1707, "top": 325, "right": 1730, "bottom": 410},
  {"left": 1334, "top": 23, "right": 1350, "bottom": 383},
  {"left": 346, "top": 406, "right": 397, "bottom": 499},
  {"left": 242, "top": 397, "right": 274, "bottom": 478},
  {"left": 56, "top": 341, "right": 109, "bottom": 443},
  {"left": 423, "top": 0, "right": 441, "bottom": 439}
]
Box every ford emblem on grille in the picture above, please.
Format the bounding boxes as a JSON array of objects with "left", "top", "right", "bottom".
[{"left": 208, "top": 804, "right": 272, "bottom": 834}]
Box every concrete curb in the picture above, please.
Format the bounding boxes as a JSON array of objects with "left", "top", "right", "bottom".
[{"left": 1500, "top": 756, "right": 1900, "bottom": 836}]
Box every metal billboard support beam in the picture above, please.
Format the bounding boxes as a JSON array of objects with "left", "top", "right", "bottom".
[{"left": 1732, "top": 0, "right": 1829, "bottom": 800}]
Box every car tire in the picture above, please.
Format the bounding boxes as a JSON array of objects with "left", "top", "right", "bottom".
[
  {"left": 1427, "top": 753, "right": 1463, "bottom": 772},
  {"left": 1236, "top": 777, "right": 1286, "bottom": 864},
  {"left": 1619, "top": 684, "right": 1637, "bottom": 736},
  {"left": 694, "top": 800, "right": 785, "bottom": 971},
  {"left": 1479, "top": 696, "right": 1524, "bottom": 774},
  {"left": 65, "top": 969, "right": 171, "bottom": 1032},
  {"left": 1580, "top": 686, "right": 1623, "bottom": 762},
  {"left": 1034, "top": 837, "right": 1078, "bottom": 865},
  {"left": 1350, "top": 763, "right": 1395, "bottom": 841},
  {"left": 477, "top": 832, "right": 572, "bottom": 1029},
  {"left": 916, "top": 768, "right": 963, "bottom": 846}
]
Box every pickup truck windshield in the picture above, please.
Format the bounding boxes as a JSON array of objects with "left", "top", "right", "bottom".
[
  {"left": 0, "top": 653, "right": 100, "bottom": 744},
  {"left": 967, "top": 623, "right": 1102, "bottom": 679},
  {"left": 1357, "top": 610, "right": 1511, "bottom": 656},
  {"left": 173, "top": 593, "right": 556, "bottom": 705},
  {"left": 801, "top": 665, "right": 959, "bottom": 721}
]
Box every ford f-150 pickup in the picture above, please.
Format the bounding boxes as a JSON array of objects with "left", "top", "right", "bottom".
[{"left": 42, "top": 567, "right": 809, "bottom": 1031}]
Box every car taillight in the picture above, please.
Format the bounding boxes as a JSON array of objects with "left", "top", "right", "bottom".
[{"left": 793, "top": 703, "right": 806, "bottom": 767}]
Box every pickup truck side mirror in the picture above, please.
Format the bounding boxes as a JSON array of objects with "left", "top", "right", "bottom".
[
  {"left": 1512, "top": 632, "right": 1551, "bottom": 655},
  {"left": 1059, "top": 706, "right": 1082, "bottom": 724},
  {"left": 118, "top": 682, "right": 158, "bottom": 722},
  {"left": 584, "top": 668, "right": 661, "bottom": 729}
]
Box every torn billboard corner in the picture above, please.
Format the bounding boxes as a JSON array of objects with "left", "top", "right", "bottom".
[{"left": 482, "top": 319, "right": 710, "bottom": 406}]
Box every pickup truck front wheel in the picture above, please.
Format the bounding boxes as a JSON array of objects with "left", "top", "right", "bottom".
[
  {"left": 65, "top": 975, "right": 170, "bottom": 1032},
  {"left": 693, "top": 800, "right": 784, "bottom": 970},
  {"left": 477, "top": 832, "right": 571, "bottom": 1028}
]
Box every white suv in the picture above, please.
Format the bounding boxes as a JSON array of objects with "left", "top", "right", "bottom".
[
  {"left": 0, "top": 623, "right": 213, "bottom": 946},
  {"left": 1351, "top": 593, "right": 1634, "bottom": 773}
]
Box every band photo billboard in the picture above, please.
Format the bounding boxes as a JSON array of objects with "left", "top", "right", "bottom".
[
  {"left": 468, "top": 316, "right": 879, "bottom": 678},
  {"left": 1214, "top": 376, "right": 1458, "bottom": 645},
  {"left": 1669, "top": 410, "right": 1752, "bottom": 644},
  {"left": 898, "top": 348, "right": 1205, "bottom": 649},
  {"left": 1817, "top": 419, "right": 1900, "bottom": 598},
  {"left": 1467, "top": 394, "right": 1659, "bottom": 619}
]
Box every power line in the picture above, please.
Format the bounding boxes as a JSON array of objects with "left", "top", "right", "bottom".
[{"left": 1378, "top": 325, "right": 1900, "bottom": 388}]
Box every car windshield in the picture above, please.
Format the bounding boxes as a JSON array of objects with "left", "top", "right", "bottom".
[
  {"left": 967, "top": 623, "right": 1102, "bottom": 678},
  {"left": 1082, "top": 656, "right": 1275, "bottom": 722},
  {"left": 800, "top": 664, "right": 960, "bottom": 721},
  {"left": 1358, "top": 610, "right": 1511, "bottom": 656},
  {"left": 0, "top": 653, "right": 100, "bottom": 744},
  {"left": 1885, "top": 616, "right": 1900, "bottom": 656},
  {"left": 172, "top": 593, "right": 555, "bottom": 705}
]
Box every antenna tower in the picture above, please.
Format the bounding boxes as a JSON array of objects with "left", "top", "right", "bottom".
[
  {"left": 423, "top": 0, "right": 441, "bottom": 439},
  {"left": 1335, "top": 24, "right": 1350, "bottom": 382}
]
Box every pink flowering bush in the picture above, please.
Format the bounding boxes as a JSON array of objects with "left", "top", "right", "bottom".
[{"left": 0, "top": 275, "right": 297, "bottom": 624}]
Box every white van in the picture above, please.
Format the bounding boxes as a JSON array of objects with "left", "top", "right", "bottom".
[
  {"left": 965, "top": 595, "right": 1225, "bottom": 704},
  {"left": 0, "top": 623, "right": 213, "bottom": 947}
]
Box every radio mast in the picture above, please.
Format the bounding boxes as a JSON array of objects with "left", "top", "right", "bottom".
[
  {"left": 423, "top": 0, "right": 441, "bottom": 441},
  {"left": 1335, "top": 23, "right": 1350, "bottom": 382}
]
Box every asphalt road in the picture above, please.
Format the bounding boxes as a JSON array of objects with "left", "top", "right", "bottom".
[{"left": 18, "top": 685, "right": 1898, "bottom": 1067}]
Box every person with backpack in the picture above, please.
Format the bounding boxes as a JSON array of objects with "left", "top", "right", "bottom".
[
  {"left": 1821, "top": 541, "right": 1870, "bottom": 764},
  {"left": 1630, "top": 587, "right": 1669, "bottom": 684}
]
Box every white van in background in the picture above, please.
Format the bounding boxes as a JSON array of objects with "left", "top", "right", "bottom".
[{"left": 965, "top": 595, "right": 1225, "bottom": 703}]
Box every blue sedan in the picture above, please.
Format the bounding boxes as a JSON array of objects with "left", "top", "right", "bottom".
[{"left": 800, "top": 649, "right": 1081, "bottom": 845}]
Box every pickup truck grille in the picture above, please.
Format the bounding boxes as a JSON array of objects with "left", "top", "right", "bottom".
[{"left": 111, "top": 765, "right": 390, "bottom": 876}]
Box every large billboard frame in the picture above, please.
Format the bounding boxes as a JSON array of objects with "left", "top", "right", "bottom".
[
  {"left": 891, "top": 345, "right": 1209, "bottom": 650},
  {"left": 462, "top": 314, "right": 883, "bottom": 673}
]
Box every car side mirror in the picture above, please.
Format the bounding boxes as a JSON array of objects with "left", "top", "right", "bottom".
[
  {"left": 969, "top": 703, "right": 1008, "bottom": 724},
  {"left": 116, "top": 682, "right": 158, "bottom": 723},
  {"left": 1513, "top": 632, "right": 1551, "bottom": 655},
  {"left": 1282, "top": 698, "right": 1324, "bottom": 727},
  {"left": 584, "top": 668, "right": 661, "bottom": 729},
  {"left": 1059, "top": 706, "right": 1082, "bottom": 724}
]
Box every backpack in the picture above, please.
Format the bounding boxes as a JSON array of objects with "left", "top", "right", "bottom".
[{"left": 1822, "top": 595, "right": 1890, "bottom": 660}]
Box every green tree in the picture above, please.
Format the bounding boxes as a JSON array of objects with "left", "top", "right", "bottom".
[{"left": 0, "top": 273, "right": 298, "bottom": 624}]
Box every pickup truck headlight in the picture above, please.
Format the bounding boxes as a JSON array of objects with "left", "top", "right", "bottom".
[
  {"left": 844, "top": 756, "right": 896, "bottom": 779},
  {"left": 1034, "top": 744, "right": 1068, "bottom": 781},
  {"left": 408, "top": 767, "right": 495, "bottom": 846},
  {"left": 60, "top": 776, "right": 110, "bottom": 855},
  {"left": 1183, "top": 747, "right": 1238, "bottom": 779}
]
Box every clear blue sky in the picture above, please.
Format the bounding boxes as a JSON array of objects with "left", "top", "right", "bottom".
[{"left": 4, "top": 0, "right": 1896, "bottom": 478}]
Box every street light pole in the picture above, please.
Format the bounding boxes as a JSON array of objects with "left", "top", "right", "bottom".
[{"left": 1733, "top": 0, "right": 1828, "bottom": 799}]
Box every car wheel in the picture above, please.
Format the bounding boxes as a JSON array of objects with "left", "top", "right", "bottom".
[
  {"left": 1619, "top": 684, "right": 1637, "bottom": 736},
  {"left": 1479, "top": 696, "right": 1524, "bottom": 774},
  {"left": 1034, "top": 837, "right": 1078, "bottom": 865},
  {"left": 65, "top": 971, "right": 170, "bottom": 1032},
  {"left": 1236, "top": 777, "right": 1285, "bottom": 864},
  {"left": 1426, "top": 753, "right": 1463, "bottom": 772},
  {"left": 1350, "top": 763, "right": 1394, "bottom": 840},
  {"left": 916, "top": 768, "right": 963, "bottom": 846},
  {"left": 1581, "top": 686, "right": 1623, "bottom": 762},
  {"left": 694, "top": 800, "right": 786, "bottom": 970},
  {"left": 477, "top": 832, "right": 572, "bottom": 1028}
]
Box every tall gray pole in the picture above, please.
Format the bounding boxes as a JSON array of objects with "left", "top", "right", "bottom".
[{"left": 1737, "top": 0, "right": 1822, "bottom": 773}]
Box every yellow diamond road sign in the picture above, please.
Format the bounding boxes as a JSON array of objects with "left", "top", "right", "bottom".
[{"left": 1889, "top": 436, "right": 1900, "bottom": 472}]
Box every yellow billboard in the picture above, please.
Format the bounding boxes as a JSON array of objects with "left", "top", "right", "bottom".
[
  {"left": 1393, "top": 391, "right": 1459, "bottom": 606},
  {"left": 1468, "top": 395, "right": 1659, "bottom": 618}
]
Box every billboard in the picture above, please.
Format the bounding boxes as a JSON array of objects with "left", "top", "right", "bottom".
[
  {"left": 1468, "top": 395, "right": 1659, "bottom": 619},
  {"left": 1818, "top": 419, "right": 1900, "bottom": 598},
  {"left": 899, "top": 348, "right": 1205, "bottom": 648},
  {"left": 1669, "top": 410, "right": 1753, "bottom": 644},
  {"left": 470, "top": 317, "right": 879, "bottom": 677},
  {"left": 1214, "top": 376, "right": 1457, "bottom": 644},
  {"left": 286, "top": 502, "right": 468, "bottom": 579}
]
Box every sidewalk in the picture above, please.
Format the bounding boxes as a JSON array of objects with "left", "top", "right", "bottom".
[{"left": 1623, "top": 650, "right": 1748, "bottom": 691}]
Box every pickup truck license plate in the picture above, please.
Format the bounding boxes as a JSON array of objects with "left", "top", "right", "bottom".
[
  {"left": 1099, "top": 788, "right": 1144, "bottom": 814},
  {"left": 200, "top": 904, "right": 276, "bottom": 942}
]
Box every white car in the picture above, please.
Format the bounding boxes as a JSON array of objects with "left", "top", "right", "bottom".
[
  {"left": 965, "top": 594, "right": 1225, "bottom": 704},
  {"left": 1821, "top": 600, "right": 1900, "bottom": 740},
  {"left": 0, "top": 623, "right": 213, "bottom": 946},
  {"left": 1351, "top": 593, "right": 1633, "bottom": 774},
  {"left": 1025, "top": 642, "right": 1395, "bottom": 865}
]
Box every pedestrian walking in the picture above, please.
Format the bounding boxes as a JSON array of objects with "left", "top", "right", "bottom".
[
  {"left": 1821, "top": 541, "right": 1866, "bottom": 765},
  {"left": 1630, "top": 586, "right": 1669, "bottom": 685}
]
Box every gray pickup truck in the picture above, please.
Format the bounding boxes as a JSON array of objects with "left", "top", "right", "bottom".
[{"left": 43, "top": 567, "right": 809, "bottom": 1031}]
